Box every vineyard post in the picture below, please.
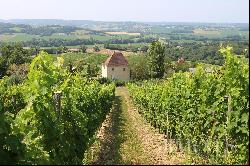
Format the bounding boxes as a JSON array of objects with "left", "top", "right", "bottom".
[{"left": 53, "top": 92, "right": 62, "bottom": 120}]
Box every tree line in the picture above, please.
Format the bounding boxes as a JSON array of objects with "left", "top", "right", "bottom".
[
  {"left": 0, "top": 22, "right": 80, "bottom": 36},
  {"left": 128, "top": 40, "right": 249, "bottom": 80},
  {"left": 2, "top": 37, "right": 155, "bottom": 47}
]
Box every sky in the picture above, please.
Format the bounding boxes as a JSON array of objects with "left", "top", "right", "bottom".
[{"left": 0, "top": 0, "right": 249, "bottom": 23}]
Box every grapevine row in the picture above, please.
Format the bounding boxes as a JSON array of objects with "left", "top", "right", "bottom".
[
  {"left": 128, "top": 46, "right": 249, "bottom": 164},
  {"left": 0, "top": 51, "right": 115, "bottom": 164}
]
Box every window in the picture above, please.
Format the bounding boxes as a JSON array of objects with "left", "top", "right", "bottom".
[
  {"left": 123, "top": 68, "right": 126, "bottom": 71},
  {"left": 112, "top": 68, "right": 114, "bottom": 71}
]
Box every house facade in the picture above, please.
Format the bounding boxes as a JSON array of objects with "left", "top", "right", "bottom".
[{"left": 102, "top": 52, "right": 130, "bottom": 81}]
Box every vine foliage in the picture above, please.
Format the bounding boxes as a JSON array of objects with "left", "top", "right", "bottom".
[
  {"left": 128, "top": 46, "right": 249, "bottom": 164},
  {"left": 0, "top": 51, "right": 115, "bottom": 164}
]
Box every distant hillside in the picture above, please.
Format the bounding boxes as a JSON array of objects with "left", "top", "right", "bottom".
[
  {"left": 2, "top": 19, "right": 248, "bottom": 27},
  {"left": 2, "top": 19, "right": 96, "bottom": 26},
  {"left": 0, "top": 19, "right": 248, "bottom": 48},
  {"left": 0, "top": 19, "right": 152, "bottom": 33}
]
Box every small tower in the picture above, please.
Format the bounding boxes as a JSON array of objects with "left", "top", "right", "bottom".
[{"left": 102, "top": 52, "right": 130, "bottom": 81}]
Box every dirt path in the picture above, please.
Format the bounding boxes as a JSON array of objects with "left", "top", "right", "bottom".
[{"left": 83, "top": 87, "right": 199, "bottom": 165}]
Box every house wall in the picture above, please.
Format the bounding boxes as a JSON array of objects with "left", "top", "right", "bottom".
[
  {"left": 102, "top": 64, "right": 130, "bottom": 81},
  {"left": 102, "top": 64, "right": 108, "bottom": 77}
]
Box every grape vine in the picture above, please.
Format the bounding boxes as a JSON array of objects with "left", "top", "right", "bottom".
[
  {"left": 128, "top": 46, "right": 249, "bottom": 164},
  {"left": 0, "top": 51, "right": 115, "bottom": 164}
]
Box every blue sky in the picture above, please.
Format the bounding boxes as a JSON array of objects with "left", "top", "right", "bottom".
[{"left": 0, "top": 0, "right": 249, "bottom": 23}]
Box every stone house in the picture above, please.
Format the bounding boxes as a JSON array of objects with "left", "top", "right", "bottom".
[{"left": 102, "top": 52, "right": 130, "bottom": 81}]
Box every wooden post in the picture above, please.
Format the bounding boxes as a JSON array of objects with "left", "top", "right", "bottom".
[
  {"left": 69, "top": 63, "right": 73, "bottom": 73},
  {"left": 53, "top": 92, "right": 62, "bottom": 120}
]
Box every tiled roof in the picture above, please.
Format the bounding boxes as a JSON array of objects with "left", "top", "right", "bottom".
[{"left": 104, "top": 52, "right": 128, "bottom": 67}]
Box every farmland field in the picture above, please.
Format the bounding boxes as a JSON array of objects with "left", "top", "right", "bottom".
[
  {"left": 105, "top": 31, "right": 141, "bottom": 36},
  {"left": 0, "top": 21, "right": 248, "bottom": 48},
  {"left": 193, "top": 28, "right": 220, "bottom": 35},
  {"left": 0, "top": 33, "right": 38, "bottom": 42}
]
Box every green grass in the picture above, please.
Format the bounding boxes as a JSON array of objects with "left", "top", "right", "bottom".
[
  {"left": 83, "top": 87, "right": 151, "bottom": 165},
  {"left": 115, "top": 88, "right": 150, "bottom": 164},
  {"left": 2, "top": 33, "right": 38, "bottom": 42},
  {"left": 83, "top": 95, "right": 125, "bottom": 165}
]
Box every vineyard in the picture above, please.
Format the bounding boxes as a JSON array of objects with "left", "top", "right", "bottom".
[
  {"left": 128, "top": 46, "right": 249, "bottom": 164},
  {"left": 0, "top": 46, "right": 249, "bottom": 165},
  {"left": 0, "top": 52, "right": 115, "bottom": 164}
]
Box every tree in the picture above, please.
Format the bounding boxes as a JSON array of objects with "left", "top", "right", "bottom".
[
  {"left": 30, "top": 45, "right": 40, "bottom": 56},
  {"left": 163, "top": 57, "right": 175, "bottom": 78},
  {"left": 139, "top": 45, "right": 149, "bottom": 52},
  {"left": 6, "top": 63, "right": 29, "bottom": 84},
  {"left": 148, "top": 40, "right": 165, "bottom": 78},
  {"left": 131, "top": 47, "right": 138, "bottom": 53},
  {"left": 80, "top": 45, "right": 87, "bottom": 53},
  {"left": 128, "top": 55, "right": 150, "bottom": 80},
  {"left": 104, "top": 43, "right": 109, "bottom": 49},
  {"left": 93, "top": 45, "right": 100, "bottom": 52},
  {"left": 175, "top": 61, "right": 190, "bottom": 72},
  {"left": 0, "top": 43, "right": 32, "bottom": 78},
  {"left": 58, "top": 45, "right": 67, "bottom": 53},
  {"left": 0, "top": 56, "right": 7, "bottom": 78}
]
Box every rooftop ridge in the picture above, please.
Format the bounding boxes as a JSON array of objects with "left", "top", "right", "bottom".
[{"left": 104, "top": 52, "right": 128, "bottom": 67}]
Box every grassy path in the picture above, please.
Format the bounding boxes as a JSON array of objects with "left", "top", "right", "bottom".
[{"left": 84, "top": 87, "right": 200, "bottom": 165}]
